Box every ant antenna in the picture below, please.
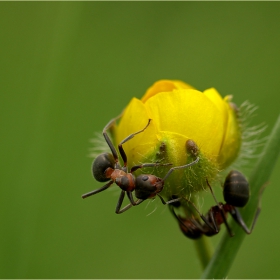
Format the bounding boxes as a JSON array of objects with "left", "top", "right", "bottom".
[
  {"left": 162, "top": 157, "right": 200, "bottom": 182},
  {"left": 117, "top": 119, "right": 152, "bottom": 169}
]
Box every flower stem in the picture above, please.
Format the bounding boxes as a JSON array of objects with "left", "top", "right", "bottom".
[
  {"left": 194, "top": 236, "right": 214, "bottom": 269},
  {"left": 201, "top": 114, "right": 280, "bottom": 279}
]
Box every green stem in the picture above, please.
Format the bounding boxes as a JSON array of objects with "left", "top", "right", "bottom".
[
  {"left": 194, "top": 236, "right": 214, "bottom": 269},
  {"left": 189, "top": 197, "right": 214, "bottom": 269},
  {"left": 201, "top": 114, "right": 280, "bottom": 279}
]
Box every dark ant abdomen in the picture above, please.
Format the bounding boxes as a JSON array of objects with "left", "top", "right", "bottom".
[
  {"left": 92, "top": 152, "right": 115, "bottom": 182},
  {"left": 223, "top": 170, "right": 249, "bottom": 207}
]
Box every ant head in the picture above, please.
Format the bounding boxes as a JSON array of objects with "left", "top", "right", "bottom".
[
  {"left": 135, "top": 174, "right": 164, "bottom": 200},
  {"left": 223, "top": 170, "right": 250, "bottom": 207},
  {"left": 92, "top": 152, "right": 115, "bottom": 182}
]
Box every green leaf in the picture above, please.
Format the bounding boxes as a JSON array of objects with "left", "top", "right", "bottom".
[{"left": 201, "top": 114, "right": 280, "bottom": 279}]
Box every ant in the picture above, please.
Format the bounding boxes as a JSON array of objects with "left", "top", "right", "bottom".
[
  {"left": 82, "top": 116, "right": 200, "bottom": 214},
  {"left": 169, "top": 170, "right": 263, "bottom": 239}
]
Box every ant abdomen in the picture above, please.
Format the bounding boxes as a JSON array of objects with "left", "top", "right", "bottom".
[
  {"left": 92, "top": 152, "right": 115, "bottom": 182},
  {"left": 179, "top": 218, "right": 203, "bottom": 239},
  {"left": 223, "top": 170, "right": 249, "bottom": 207}
]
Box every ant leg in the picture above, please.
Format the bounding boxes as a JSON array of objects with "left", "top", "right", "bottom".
[
  {"left": 118, "top": 119, "right": 151, "bottom": 168},
  {"left": 206, "top": 208, "right": 220, "bottom": 233},
  {"left": 244, "top": 183, "right": 266, "bottom": 232},
  {"left": 182, "top": 197, "right": 218, "bottom": 233},
  {"left": 170, "top": 206, "right": 194, "bottom": 233},
  {"left": 230, "top": 205, "right": 262, "bottom": 234},
  {"left": 115, "top": 190, "right": 125, "bottom": 214},
  {"left": 165, "top": 194, "right": 218, "bottom": 232},
  {"left": 229, "top": 183, "right": 265, "bottom": 234},
  {"left": 157, "top": 194, "right": 168, "bottom": 205},
  {"left": 82, "top": 180, "right": 113, "bottom": 199},
  {"left": 206, "top": 179, "right": 234, "bottom": 236},
  {"left": 162, "top": 157, "right": 200, "bottom": 181},
  {"left": 130, "top": 162, "right": 172, "bottom": 173},
  {"left": 191, "top": 217, "right": 206, "bottom": 232},
  {"left": 127, "top": 191, "right": 137, "bottom": 206},
  {"left": 116, "top": 199, "right": 144, "bottom": 214},
  {"left": 102, "top": 115, "right": 123, "bottom": 162},
  {"left": 221, "top": 210, "right": 234, "bottom": 237},
  {"left": 163, "top": 194, "right": 217, "bottom": 232},
  {"left": 115, "top": 190, "right": 144, "bottom": 214},
  {"left": 158, "top": 195, "right": 185, "bottom": 206},
  {"left": 229, "top": 207, "right": 253, "bottom": 234},
  {"left": 206, "top": 179, "right": 219, "bottom": 205}
]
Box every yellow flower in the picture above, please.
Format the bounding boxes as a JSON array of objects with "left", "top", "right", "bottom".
[{"left": 113, "top": 80, "right": 241, "bottom": 198}]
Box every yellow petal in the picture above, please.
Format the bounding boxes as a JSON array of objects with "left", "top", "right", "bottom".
[
  {"left": 141, "top": 80, "right": 194, "bottom": 103},
  {"left": 156, "top": 131, "right": 191, "bottom": 166},
  {"left": 144, "top": 89, "right": 225, "bottom": 160},
  {"left": 203, "top": 88, "right": 229, "bottom": 153},
  {"left": 111, "top": 80, "right": 243, "bottom": 197},
  {"left": 115, "top": 97, "right": 158, "bottom": 166},
  {"left": 218, "top": 98, "right": 241, "bottom": 168},
  {"left": 204, "top": 88, "right": 229, "bottom": 122}
]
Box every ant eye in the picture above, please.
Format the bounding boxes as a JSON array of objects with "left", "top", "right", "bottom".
[
  {"left": 141, "top": 175, "right": 149, "bottom": 181},
  {"left": 92, "top": 153, "right": 115, "bottom": 182}
]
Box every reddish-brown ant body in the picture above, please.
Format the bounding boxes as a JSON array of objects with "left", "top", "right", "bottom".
[
  {"left": 169, "top": 170, "right": 262, "bottom": 238},
  {"left": 82, "top": 116, "right": 199, "bottom": 214}
]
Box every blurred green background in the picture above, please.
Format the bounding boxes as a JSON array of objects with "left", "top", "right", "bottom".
[{"left": 1, "top": 2, "right": 280, "bottom": 278}]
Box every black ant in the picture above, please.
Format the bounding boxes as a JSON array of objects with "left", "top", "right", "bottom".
[
  {"left": 82, "top": 116, "right": 200, "bottom": 214},
  {"left": 169, "top": 170, "right": 263, "bottom": 239}
]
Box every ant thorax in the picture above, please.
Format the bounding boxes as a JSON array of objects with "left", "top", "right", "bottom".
[{"left": 112, "top": 170, "right": 135, "bottom": 192}]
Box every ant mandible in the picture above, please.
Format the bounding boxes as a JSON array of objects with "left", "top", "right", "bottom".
[
  {"left": 82, "top": 116, "right": 200, "bottom": 214},
  {"left": 169, "top": 170, "right": 263, "bottom": 239}
]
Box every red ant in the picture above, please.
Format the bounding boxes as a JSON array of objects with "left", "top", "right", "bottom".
[
  {"left": 82, "top": 116, "right": 200, "bottom": 214},
  {"left": 169, "top": 170, "right": 263, "bottom": 238}
]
